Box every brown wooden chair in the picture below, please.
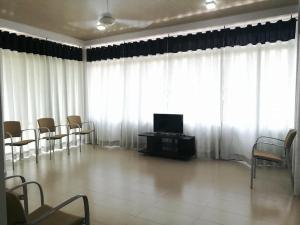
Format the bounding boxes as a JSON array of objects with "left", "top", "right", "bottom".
[
  {"left": 6, "top": 181, "right": 90, "bottom": 225},
  {"left": 67, "top": 116, "right": 95, "bottom": 152},
  {"left": 250, "top": 129, "right": 297, "bottom": 189},
  {"left": 37, "top": 118, "right": 69, "bottom": 160},
  {"left": 4, "top": 121, "right": 37, "bottom": 170}
]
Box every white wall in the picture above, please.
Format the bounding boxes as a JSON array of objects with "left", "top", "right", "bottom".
[
  {"left": 0, "top": 52, "right": 7, "bottom": 225},
  {"left": 294, "top": 1, "right": 300, "bottom": 196}
]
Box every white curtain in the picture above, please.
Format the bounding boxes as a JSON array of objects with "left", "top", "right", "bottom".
[
  {"left": 0, "top": 49, "right": 85, "bottom": 158},
  {"left": 221, "top": 42, "right": 296, "bottom": 160},
  {"left": 87, "top": 40, "right": 296, "bottom": 161}
]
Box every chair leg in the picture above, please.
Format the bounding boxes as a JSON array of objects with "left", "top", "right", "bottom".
[
  {"left": 23, "top": 184, "right": 29, "bottom": 215},
  {"left": 93, "top": 131, "right": 96, "bottom": 149},
  {"left": 49, "top": 140, "right": 52, "bottom": 160},
  {"left": 286, "top": 155, "right": 294, "bottom": 188},
  {"left": 79, "top": 135, "right": 82, "bottom": 152},
  {"left": 20, "top": 146, "right": 23, "bottom": 159},
  {"left": 52, "top": 139, "right": 55, "bottom": 155},
  {"left": 254, "top": 158, "right": 257, "bottom": 179},
  {"left": 250, "top": 157, "right": 254, "bottom": 189},
  {"left": 36, "top": 140, "right": 39, "bottom": 164},
  {"left": 74, "top": 134, "right": 77, "bottom": 146},
  {"left": 67, "top": 135, "right": 70, "bottom": 156},
  {"left": 24, "top": 196, "right": 29, "bottom": 216},
  {"left": 11, "top": 145, "right": 15, "bottom": 171}
]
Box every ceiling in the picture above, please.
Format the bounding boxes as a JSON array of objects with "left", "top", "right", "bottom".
[{"left": 0, "top": 0, "right": 297, "bottom": 41}]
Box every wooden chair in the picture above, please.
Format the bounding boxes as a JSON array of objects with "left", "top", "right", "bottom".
[
  {"left": 250, "top": 129, "right": 297, "bottom": 189},
  {"left": 37, "top": 118, "right": 69, "bottom": 160},
  {"left": 67, "top": 116, "right": 95, "bottom": 152},
  {"left": 4, "top": 121, "right": 37, "bottom": 170},
  {"left": 6, "top": 181, "right": 90, "bottom": 225}
]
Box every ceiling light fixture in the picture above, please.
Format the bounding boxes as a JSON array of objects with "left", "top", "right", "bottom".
[
  {"left": 205, "top": 0, "right": 216, "bottom": 10},
  {"left": 96, "top": 23, "right": 106, "bottom": 31}
]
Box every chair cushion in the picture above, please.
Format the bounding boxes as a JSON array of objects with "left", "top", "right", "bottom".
[
  {"left": 253, "top": 150, "right": 282, "bottom": 162},
  {"left": 5, "top": 139, "right": 35, "bottom": 146},
  {"left": 44, "top": 134, "right": 68, "bottom": 140},
  {"left": 72, "top": 130, "right": 94, "bottom": 135},
  {"left": 28, "top": 205, "right": 83, "bottom": 225}
]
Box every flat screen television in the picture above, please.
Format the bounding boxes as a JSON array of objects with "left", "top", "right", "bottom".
[{"left": 153, "top": 113, "right": 183, "bottom": 134}]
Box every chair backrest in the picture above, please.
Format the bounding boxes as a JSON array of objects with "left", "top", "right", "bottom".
[
  {"left": 4, "top": 121, "right": 22, "bottom": 138},
  {"left": 6, "top": 191, "right": 27, "bottom": 225},
  {"left": 38, "top": 118, "right": 55, "bottom": 133},
  {"left": 284, "top": 129, "right": 297, "bottom": 150},
  {"left": 67, "top": 115, "right": 82, "bottom": 129}
]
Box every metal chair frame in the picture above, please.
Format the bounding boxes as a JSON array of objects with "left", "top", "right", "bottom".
[
  {"left": 37, "top": 124, "right": 70, "bottom": 160},
  {"left": 4, "top": 122, "right": 38, "bottom": 170},
  {"left": 7, "top": 181, "right": 90, "bottom": 225},
  {"left": 5, "top": 175, "right": 29, "bottom": 215},
  {"left": 68, "top": 119, "right": 95, "bottom": 153},
  {"left": 250, "top": 132, "right": 296, "bottom": 189}
]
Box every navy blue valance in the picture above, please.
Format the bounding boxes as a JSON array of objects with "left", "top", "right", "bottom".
[
  {"left": 87, "top": 18, "right": 296, "bottom": 62},
  {"left": 0, "top": 31, "right": 82, "bottom": 61}
]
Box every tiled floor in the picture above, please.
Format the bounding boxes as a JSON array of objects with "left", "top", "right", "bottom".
[{"left": 5, "top": 145, "right": 300, "bottom": 225}]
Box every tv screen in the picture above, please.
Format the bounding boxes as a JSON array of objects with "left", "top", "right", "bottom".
[{"left": 153, "top": 114, "right": 183, "bottom": 134}]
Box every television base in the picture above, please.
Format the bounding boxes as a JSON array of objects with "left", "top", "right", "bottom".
[{"left": 137, "top": 132, "right": 196, "bottom": 160}]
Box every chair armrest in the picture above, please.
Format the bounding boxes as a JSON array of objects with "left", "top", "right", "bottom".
[
  {"left": 256, "top": 136, "right": 284, "bottom": 143},
  {"left": 5, "top": 175, "right": 29, "bottom": 214},
  {"left": 5, "top": 175, "right": 26, "bottom": 183},
  {"left": 28, "top": 195, "right": 90, "bottom": 225},
  {"left": 37, "top": 127, "right": 52, "bottom": 140},
  {"left": 255, "top": 142, "right": 284, "bottom": 148},
  {"left": 38, "top": 127, "right": 51, "bottom": 133},
  {"left": 21, "top": 128, "right": 37, "bottom": 133},
  {"left": 5, "top": 132, "right": 14, "bottom": 144},
  {"left": 55, "top": 125, "right": 69, "bottom": 129},
  {"left": 8, "top": 181, "right": 44, "bottom": 206},
  {"left": 21, "top": 129, "right": 37, "bottom": 140},
  {"left": 81, "top": 121, "right": 95, "bottom": 131},
  {"left": 55, "top": 125, "right": 70, "bottom": 135},
  {"left": 68, "top": 123, "right": 82, "bottom": 130},
  {"left": 252, "top": 142, "right": 285, "bottom": 157}
]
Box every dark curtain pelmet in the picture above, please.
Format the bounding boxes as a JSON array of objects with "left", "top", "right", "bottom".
[
  {"left": 87, "top": 18, "right": 296, "bottom": 62},
  {"left": 0, "top": 31, "right": 82, "bottom": 61}
]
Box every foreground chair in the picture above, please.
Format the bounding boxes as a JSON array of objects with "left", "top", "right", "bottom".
[
  {"left": 6, "top": 181, "right": 90, "bottom": 225},
  {"left": 250, "top": 129, "right": 297, "bottom": 189},
  {"left": 37, "top": 118, "right": 69, "bottom": 160},
  {"left": 67, "top": 115, "right": 95, "bottom": 152},
  {"left": 4, "top": 121, "right": 37, "bottom": 170},
  {"left": 5, "top": 175, "right": 29, "bottom": 215}
]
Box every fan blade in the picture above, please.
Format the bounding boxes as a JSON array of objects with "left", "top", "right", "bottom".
[
  {"left": 116, "top": 19, "right": 152, "bottom": 28},
  {"left": 68, "top": 20, "right": 98, "bottom": 29}
]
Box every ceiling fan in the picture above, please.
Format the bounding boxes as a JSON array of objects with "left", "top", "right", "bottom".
[{"left": 71, "top": 0, "right": 152, "bottom": 31}]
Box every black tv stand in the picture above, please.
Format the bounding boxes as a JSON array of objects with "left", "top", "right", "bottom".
[{"left": 138, "top": 132, "right": 196, "bottom": 160}]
